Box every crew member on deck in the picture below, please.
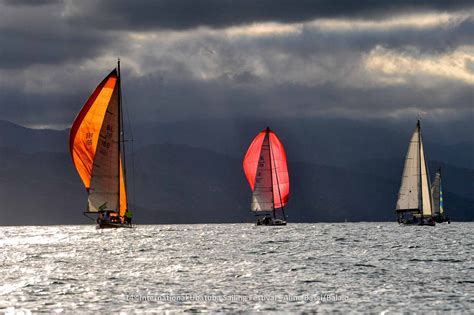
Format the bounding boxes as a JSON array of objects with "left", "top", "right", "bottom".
[
  {"left": 97, "top": 211, "right": 104, "bottom": 224},
  {"left": 125, "top": 210, "right": 133, "bottom": 224}
]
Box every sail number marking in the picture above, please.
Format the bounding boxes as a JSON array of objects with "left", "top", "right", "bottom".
[{"left": 99, "top": 124, "right": 114, "bottom": 155}]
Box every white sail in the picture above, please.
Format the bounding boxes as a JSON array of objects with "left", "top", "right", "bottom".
[
  {"left": 88, "top": 86, "right": 120, "bottom": 212},
  {"left": 419, "top": 137, "right": 433, "bottom": 216},
  {"left": 396, "top": 125, "right": 421, "bottom": 211},
  {"left": 431, "top": 171, "right": 441, "bottom": 216},
  {"left": 396, "top": 121, "right": 433, "bottom": 217},
  {"left": 251, "top": 133, "right": 274, "bottom": 211}
]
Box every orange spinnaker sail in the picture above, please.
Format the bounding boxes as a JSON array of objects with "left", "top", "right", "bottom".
[
  {"left": 69, "top": 69, "right": 127, "bottom": 216},
  {"left": 243, "top": 128, "right": 290, "bottom": 209}
]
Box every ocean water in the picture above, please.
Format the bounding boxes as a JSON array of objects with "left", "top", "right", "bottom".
[{"left": 0, "top": 223, "right": 472, "bottom": 313}]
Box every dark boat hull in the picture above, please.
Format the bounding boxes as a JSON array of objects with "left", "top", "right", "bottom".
[
  {"left": 398, "top": 217, "right": 436, "bottom": 226},
  {"left": 399, "top": 221, "right": 436, "bottom": 226},
  {"left": 433, "top": 215, "right": 451, "bottom": 224},
  {"left": 256, "top": 217, "right": 287, "bottom": 226},
  {"left": 397, "top": 211, "right": 436, "bottom": 226},
  {"left": 96, "top": 221, "right": 133, "bottom": 229}
]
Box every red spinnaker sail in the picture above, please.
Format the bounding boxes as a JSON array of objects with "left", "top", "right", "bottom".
[{"left": 243, "top": 128, "right": 290, "bottom": 209}]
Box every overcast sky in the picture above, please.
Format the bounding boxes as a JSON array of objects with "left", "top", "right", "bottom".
[{"left": 0, "top": 0, "right": 473, "bottom": 128}]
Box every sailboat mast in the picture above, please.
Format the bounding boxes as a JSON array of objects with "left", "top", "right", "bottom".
[
  {"left": 417, "top": 120, "right": 423, "bottom": 216},
  {"left": 117, "top": 59, "right": 121, "bottom": 213},
  {"left": 265, "top": 128, "right": 276, "bottom": 219},
  {"left": 269, "top": 129, "right": 285, "bottom": 220},
  {"left": 117, "top": 59, "right": 128, "bottom": 212}
]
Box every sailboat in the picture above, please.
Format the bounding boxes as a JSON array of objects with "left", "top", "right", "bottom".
[
  {"left": 69, "top": 60, "right": 133, "bottom": 229},
  {"left": 243, "top": 127, "right": 290, "bottom": 226},
  {"left": 431, "top": 168, "right": 451, "bottom": 224},
  {"left": 395, "top": 120, "right": 435, "bottom": 226}
]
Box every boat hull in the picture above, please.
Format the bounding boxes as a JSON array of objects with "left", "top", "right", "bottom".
[
  {"left": 399, "top": 220, "right": 436, "bottom": 226},
  {"left": 398, "top": 217, "right": 436, "bottom": 226},
  {"left": 397, "top": 210, "right": 436, "bottom": 226},
  {"left": 433, "top": 215, "right": 451, "bottom": 224},
  {"left": 96, "top": 221, "right": 133, "bottom": 229},
  {"left": 256, "top": 217, "right": 287, "bottom": 226}
]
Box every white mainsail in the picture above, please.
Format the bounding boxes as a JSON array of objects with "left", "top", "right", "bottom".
[
  {"left": 251, "top": 132, "right": 274, "bottom": 211},
  {"left": 88, "top": 85, "right": 120, "bottom": 212},
  {"left": 396, "top": 125, "right": 421, "bottom": 211},
  {"left": 396, "top": 121, "right": 433, "bottom": 216}
]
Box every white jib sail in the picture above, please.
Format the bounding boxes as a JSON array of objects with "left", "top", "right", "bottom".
[
  {"left": 88, "top": 86, "right": 120, "bottom": 212},
  {"left": 251, "top": 132, "right": 274, "bottom": 211}
]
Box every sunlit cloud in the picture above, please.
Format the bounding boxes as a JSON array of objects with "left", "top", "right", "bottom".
[
  {"left": 224, "top": 22, "right": 301, "bottom": 37},
  {"left": 308, "top": 12, "right": 470, "bottom": 31},
  {"left": 364, "top": 45, "right": 474, "bottom": 85},
  {"left": 125, "top": 11, "right": 470, "bottom": 42}
]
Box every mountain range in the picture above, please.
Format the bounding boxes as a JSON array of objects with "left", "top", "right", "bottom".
[{"left": 0, "top": 119, "right": 472, "bottom": 225}]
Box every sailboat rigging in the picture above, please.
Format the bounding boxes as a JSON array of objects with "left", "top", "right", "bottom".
[
  {"left": 243, "top": 127, "right": 290, "bottom": 226},
  {"left": 69, "top": 60, "right": 133, "bottom": 229},
  {"left": 395, "top": 120, "right": 435, "bottom": 226}
]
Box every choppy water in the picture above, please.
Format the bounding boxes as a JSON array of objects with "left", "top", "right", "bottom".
[{"left": 0, "top": 223, "right": 472, "bottom": 313}]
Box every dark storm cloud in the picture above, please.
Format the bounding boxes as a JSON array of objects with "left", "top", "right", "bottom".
[
  {"left": 2, "top": 69, "right": 472, "bottom": 128},
  {"left": 67, "top": 0, "right": 473, "bottom": 30},
  {"left": 1, "top": 0, "right": 61, "bottom": 6},
  {"left": 0, "top": 28, "right": 115, "bottom": 69},
  {"left": 0, "top": 0, "right": 473, "bottom": 129},
  {"left": 1, "top": 0, "right": 472, "bottom": 71},
  {"left": 0, "top": 1, "right": 118, "bottom": 69}
]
